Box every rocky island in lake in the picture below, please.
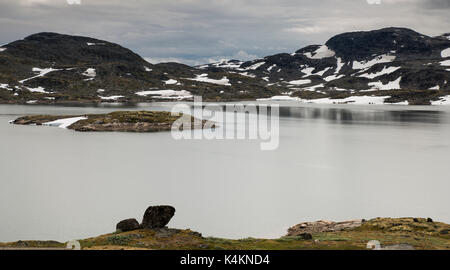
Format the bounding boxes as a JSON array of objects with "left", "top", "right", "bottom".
[{"left": 12, "top": 111, "right": 214, "bottom": 132}]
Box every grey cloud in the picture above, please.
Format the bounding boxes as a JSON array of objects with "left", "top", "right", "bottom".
[{"left": 0, "top": 0, "right": 449, "bottom": 65}]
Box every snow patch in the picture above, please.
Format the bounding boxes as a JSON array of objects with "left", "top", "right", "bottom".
[
  {"left": 135, "top": 90, "right": 192, "bottom": 100},
  {"left": 0, "top": 83, "right": 12, "bottom": 91},
  {"left": 82, "top": 68, "right": 96, "bottom": 77},
  {"left": 26, "top": 86, "right": 50, "bottom": 93},
  {"left": 19, "top": 67, "right": 60, "bottom": 83},
  {"left": 99, "top": 95, "right": 124, "bottom": 100},
  {"left": 353, "top": 55, "right": 396, "bottom": 70},
  {"left": 87, "top": 42, "right": 105, "bottom": 46},
  {"left": 301, "top": 67, "right": 315, "bottom": 77},
  {"left": 441, "top": 48, "right": 450, "bottom": 58},
  {"left": 304, "top": 45, "right": 335, "bottom": 59},
  {"left": 432, "top": 95, "right": 450, "bottom": 105},
  {"left": 440, "top": 60, "right": 450, "bottom": 66},
  {"left": 188, "top": 74, "right": 231, "bottom": 86},
  {"left": 324, "top": 74, "right": 345, "bottom": 82},
  {"left": 144, "top": 66, "right": 152, "bottom": 72},
  {"left": 358, "top": 66, "right": 401, "bottom": 79},
  {"left": 287, "top": 79, "right": 311, "bottom": 85},
  {"left": 429, "top": 85, "right": 440, "bottom": 90},
  {"left": 164, "top": 79, "right": 178, "bottom": 85},
  {"left": 0, "top": 47, "right": 6, "bottom": 52},
  {"left": 335, "top": 57, "right": 344, "bottom": 74},
  {"left": 368, "top": 77, "right": 402, "bottom": 90},
  {"left": 43, "top": 117, "right": 88, "bottom": 129}
]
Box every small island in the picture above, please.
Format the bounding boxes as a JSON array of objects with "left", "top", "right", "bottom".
[{"left": 12, "top": 111, "right": 214, "bottom": 132}]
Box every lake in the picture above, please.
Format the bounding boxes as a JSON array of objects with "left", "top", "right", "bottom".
[{"left": 1, "top": 102, "right": 450, "bottom": 242}]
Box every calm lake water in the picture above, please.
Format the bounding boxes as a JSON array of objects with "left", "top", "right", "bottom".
[{"left": 1, "top": 102, "right": 450, "bottom": 242}]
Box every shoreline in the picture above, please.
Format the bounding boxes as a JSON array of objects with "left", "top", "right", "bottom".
[{"left": 1, "top": 217, "right": 449, "bottom": 250}]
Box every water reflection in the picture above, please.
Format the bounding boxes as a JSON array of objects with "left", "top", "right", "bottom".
[{"left": 280, "top": 107, "right": 446, "bottom": 125}]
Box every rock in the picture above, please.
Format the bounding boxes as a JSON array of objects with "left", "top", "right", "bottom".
[
  {"left": 427, "top": 218, "right": 434, "bottom": 223},
  {"left": 287, "top": 219, "right": 363, "bottom": 236},
  {"left": 141, "top": 205, "right": 176, "bottom": 229},
  {"left": 413, "top": 218, "right": 419, "bottom": 222},
  {"left": 116, "top": 218, "right": 140, "bottom": 232},
  {"left": 298, "top": 233, "right": 313, "bottom": 240},
  {"left": 440, "top": 230, "right": 449, "bottom": 235}
]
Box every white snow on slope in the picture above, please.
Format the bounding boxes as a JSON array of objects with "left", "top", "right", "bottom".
[
  {"left": 257, "top": 96, "right": 300, "bottom": 101},
  {"left": 324, "top": 74, "right": 345, "bottom": 82},
  {"left": 258, "top": 95, "right": 391, "bottom": 105},
  {"left": 0, "top": 83, "right": 12, "bottom": 90},
  {"left": 82, "top": 68, "right": 96, "bottom": 77},
  {"left": 353, "top": 55, "right": 396, "bottom": 70},
  {"left": 188, "top": 74, "right": 231, "bottom": 86},
  {"left": 441, "top": 48, "right": 450, "bottom": 58},
  {"left": 26, "top": 86, "right": 50, "bottom": 93},
  {"left": 315, "top": 67, "right": 332, "bottom": 76},
  {"left": 429, "top": 85, "right": 440, "bottom": 90},
  {"left": 358, "top": 66, "right": 401, "bottom": 79},
  {"left": 368, "top": 77, "right": 402, "bottom": 90},
  {"left": 99, "top": 95, "right": 124, "bottom": 100},
  {"left": 43, "top": 117, "right": 87, "bottom": 129},
  {"left": 307, "top": 96, "right": 390, "bottom": 105},
  {"left": 135, "top": 90, "right": 192, "bottom": 100},
  {"left": 287, "top": 79, "right": 311, "bottom": 85},
  {"left": 301, "top": 67, "right": 315, "bottom": 77},
  {"left": 19, "top": 67, "right": 60, "bottom": 83},
  {"left": 245, "top": 62, "right": 265, "bottom": 70},
  {"left": 267, "top": 64, "right": 277, "bottom": 72},
  {"left": 164, "top": 79, "right": 178, "bottom": 85},
  {"left": 432, "top": 95, "right": 450, "bottom": 105},
  {"left": 87, "top": 42, "right": 105, "bottom": 46},
  {"left": 335, "top": 57, "right": 344, "bottom": 74},
  {"left": 0, "top": 47, "right": 6, "bottom": 52},
  {"left": 304, "top": 45, "right": 336, "bottom": 59},
  {"left": 144, "top": 66, "right": 152, "bottom": 72},
  {"left": 440, "top": 60, "right": 450, "bottom": 66},
  {"left": 303, "top": 84, "right": 324, "bottom": 91}
]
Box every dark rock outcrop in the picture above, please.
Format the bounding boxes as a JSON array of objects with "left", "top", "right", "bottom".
[
  {"left": 116, "top": 218, "right": 140, "bottom": 232},
  {"left": 141, "top": 206, "right": 176, "bottom": 229}
]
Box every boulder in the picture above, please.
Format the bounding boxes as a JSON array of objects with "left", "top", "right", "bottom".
[
  {"left": 141, "top": 205, "right": 176, "bottom": 229},
  {"left": 116, "top": 218, "right": 140, "bottom": 232}
]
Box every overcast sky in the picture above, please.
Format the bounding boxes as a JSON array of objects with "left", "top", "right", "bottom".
[{"left": 0, "top": 0, "right": 449, "bottom": 65}]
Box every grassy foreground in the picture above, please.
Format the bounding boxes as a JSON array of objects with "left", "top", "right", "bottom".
[{"left": 1, "top": 218, "right": 450, "bottom": 250}]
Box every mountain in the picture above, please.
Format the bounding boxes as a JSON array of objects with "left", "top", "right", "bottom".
[{"left": 1, "top": 28, "right": 450, "bottom": 105}]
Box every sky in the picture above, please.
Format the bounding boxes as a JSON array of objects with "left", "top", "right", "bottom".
[{"left": 0, "top": 0, "right": 449, "bottom": 66}]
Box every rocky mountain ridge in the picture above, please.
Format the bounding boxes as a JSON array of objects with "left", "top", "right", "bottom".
[{"left": 1, "top": 27, "right": 450, "bottom": 105}]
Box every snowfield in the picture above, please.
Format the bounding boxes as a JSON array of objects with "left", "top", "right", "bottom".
[
  {"left": 353, "top": 55, "right": 396, "bottom": 70},
  {"left": 0, "top": 47, "right": 6, "bottom": 52},
  {"left": 440, "top": 60, "right": 450, "bottom": 67},
  {"left": 188, "top": 74, "right": 231, "bottom": 86},
  {"left": 82, "top": 68, "right": 96, "bottom": 77},
  {"left": 19, "top": 67, "right": 60, "bottom": 83},
  {"left": 135, "top": 89, "right": 192, "bottom": 100},
  {"left": 44, "top": 117, "right": 88, "bottom": 129},
  {"left": 26, "top": 86, "right": 50, "bottom": 93},
  {"left": 368, "top": 77, "right": 402, "bottom": 90},
  {"left": 304, "top": 45, "right": 336, "bottom": 59},
  {"left": 164, "top": 79, "right": 178, "bottom": 85},
  {"left": 0, "top": 83, "right": 12, "bottom": 91},
  {"left": 287, "top": 79, "right": 311, "bottom": 85},
  {"left": 432, "top": 95, "right": 450, "bottom": 105},
  {"left": 441, "top": 48, "right": 450, "bottom": 58},
  {"left": 98, "top": 95, "right": 124, "bottom": 100},
  {"left": 358, "top": 66, "right": 401, "bottom": 79},
  {"left": 258, "top": 95, "right": 391, "bottom": 105}
]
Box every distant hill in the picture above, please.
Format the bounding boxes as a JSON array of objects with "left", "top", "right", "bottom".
[{"left": 1, "top": 28, "right": 450, "bottom": 105}]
